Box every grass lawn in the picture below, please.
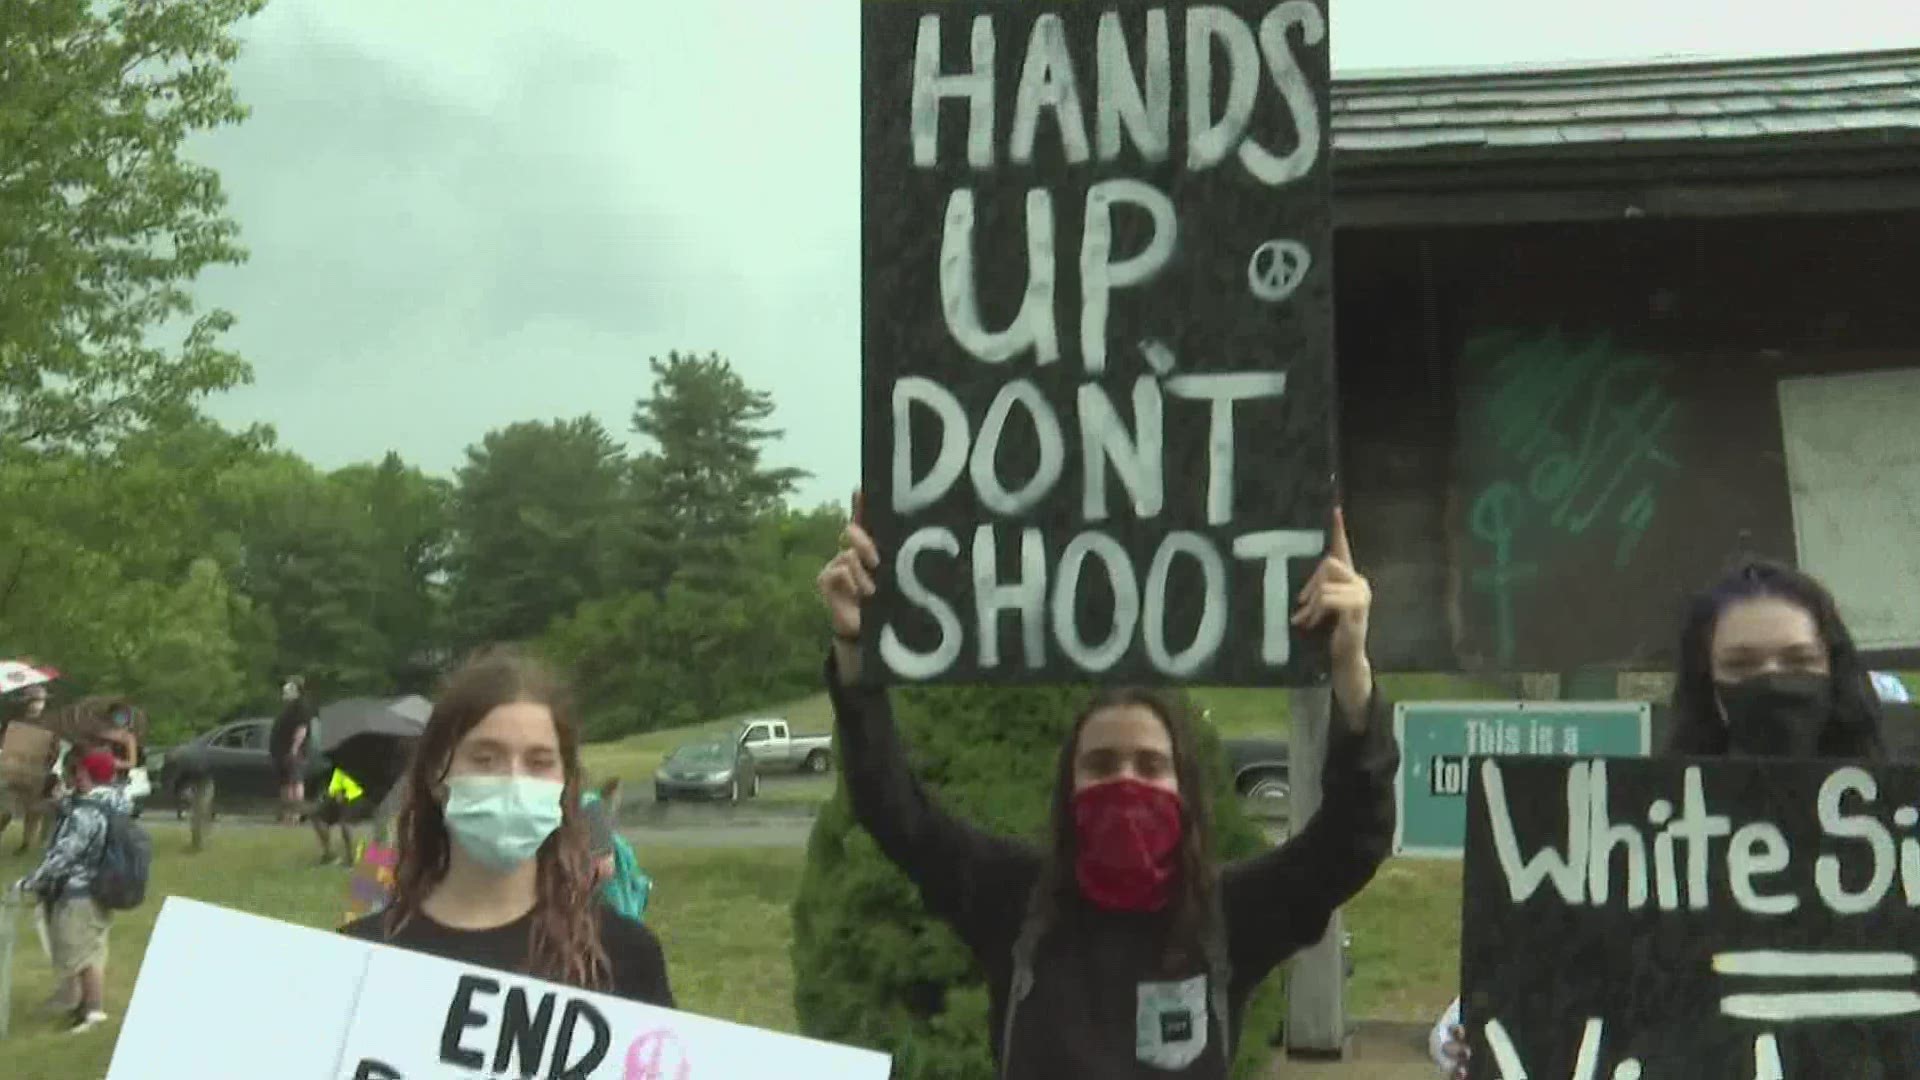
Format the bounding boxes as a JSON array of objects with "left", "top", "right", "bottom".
[
  {"left": 0, "top": 816, "right": 1462, "bottom": 1080},
  {"left": 1345, "top": 858, "right": 1463, "bottom": 1022}
]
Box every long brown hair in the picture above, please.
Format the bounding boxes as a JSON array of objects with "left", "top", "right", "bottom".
[
  {"left": 382, "top": 646, "right": 610, "bottom": 990},
  {"left": 1028, "top": 687, "right": 1220, "bottom": 971}
]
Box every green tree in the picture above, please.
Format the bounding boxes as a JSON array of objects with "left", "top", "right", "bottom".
[
  {"left": 628, "top": 352, "right": 807, "bottom": 594},
  {"left": 542, "top": 576, "right": 809, "bottom": 739},
  {"left": 331, "top": 453, "right": 454, "bottom": 691},
  {"left": 450, "top": 417, "right": 628, "bottom": 649},
  {"left": 12, "top": 417, "right": 268, "bottom": 588},
  {"left": 791, "top": 687, "right": 1285, "bottom": 1079},
  {"left": 0, "top": 0, "right": 265, "bottom": 451},
  {"left": 542, "top": 503, "right": 844, "bottom": 739},
  {"left": 111, "top": 557, "right": 249, "bottom": 745},
  {"left": 538, "top": 589, "right": 663, "bottom": 739},
  {"left": 0, "top": 421, "right": 267, "bottom": 734},
  {"left": 0, "top": 508, "right": 247, "bottom": 745},
  {"left": 213, "top": 452, "right": 396, "bottom": 699}
]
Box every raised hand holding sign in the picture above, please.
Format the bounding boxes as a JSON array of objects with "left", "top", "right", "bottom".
[
  {"left": 860, "top": 0, "right": 1336, "bottom": 688},
  {"left": 1289, "top": 506, "right": 1372, "bottom": 719},
  {"left": 820, "top": 489, "right": 880, "bottom": 681}
]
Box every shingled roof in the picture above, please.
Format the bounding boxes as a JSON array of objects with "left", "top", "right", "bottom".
[
  {"left": 1327, "top": 49, "right": 1920, "bottom": 225},
  {"left": 1333, "top": 48, "right": 1920, "bottom": 156}
]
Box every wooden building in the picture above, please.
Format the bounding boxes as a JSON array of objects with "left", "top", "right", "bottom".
[{"left": 1329, "top": 48, "right": 1920, "bottom": 676}]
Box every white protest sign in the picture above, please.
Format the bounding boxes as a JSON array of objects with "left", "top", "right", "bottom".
[{"left": 108, "top": 897, "right": 891, "bottom": 1080}]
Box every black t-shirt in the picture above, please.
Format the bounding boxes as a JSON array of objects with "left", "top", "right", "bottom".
[
  {"left": 268, "top": 701, "right": 313, "bottom": 763},
  {"left": 340, "top": 902, "right": 674, "bottom": 1007}
]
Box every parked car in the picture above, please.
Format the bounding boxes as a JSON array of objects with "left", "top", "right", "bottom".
[
  {"left": 1223, "top": 737, "right": 1290, "bottom": 808},
  {"left": 654, "top": 740, "right": 759, "bottom": 804},
  {"left": 734, "top": 717, "right": 833, "bottom": 774},
  {"left": 152, "top": 717, "right": 330, "bottom": 813}
]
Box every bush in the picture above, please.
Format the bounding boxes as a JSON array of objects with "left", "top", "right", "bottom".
[{"left": 791, "top": 683, "right": 1284, "bottom": 1079}]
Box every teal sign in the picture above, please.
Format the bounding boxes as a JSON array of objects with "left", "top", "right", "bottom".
[{"left": 1393, "top": 700, "right": 1650, "bottom": 857}]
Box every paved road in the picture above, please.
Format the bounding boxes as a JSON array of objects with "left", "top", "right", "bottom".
[{"left": 623, "top": 814, "right": 816, "bottom": 848}]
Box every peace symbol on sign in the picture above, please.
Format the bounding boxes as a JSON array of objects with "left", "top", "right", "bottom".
[{"left": 1247, "top": 240, "right": 1312, "bottom": 303}]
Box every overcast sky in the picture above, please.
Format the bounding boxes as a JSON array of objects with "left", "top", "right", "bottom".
[{"left": 191, "top": 0, "right": 1920, "bottom": 507}]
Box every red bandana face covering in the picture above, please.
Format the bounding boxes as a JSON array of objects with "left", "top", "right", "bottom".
[{"left": 1072, "top": 778, "right": 1185, "bottom": 913}]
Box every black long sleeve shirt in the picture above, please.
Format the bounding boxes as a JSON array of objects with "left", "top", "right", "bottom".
[{"left": 826, "top": 654, "right": 1400, "bottom": 1079}]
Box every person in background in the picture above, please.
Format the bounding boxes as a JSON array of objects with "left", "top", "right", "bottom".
[
  {"left": 270, "top": 677, "right": 313, "bottom": 825},
  {"left": 92, "top": 702, "right": 140, "bottom": 789},
  {"left": 1664, "top": 558, "right": 1884, "bottom": 759},
  {"left": 818, "top": 501, "right": 1399, "bottom": 1078},
  {"left": 0, "top": 682, "right": 47, "bottom": 742},
  {"left": 9, "top": 749, "right": 131, "bottom": 1033},
  {"left": 313, "top": 764, "right": 368, "bottom": 865},
  {"left": 1432, "top": 558, "right": 1886, "bottom": 1076},
  {"left": 0, "top": 685, "right": 55, "bottom": 852},
  {"left": 581, "top": 781, "right": 652, "bottom": 923},
  {"left": 340, "top": 647, "right": 673, "bottom": 1005}
]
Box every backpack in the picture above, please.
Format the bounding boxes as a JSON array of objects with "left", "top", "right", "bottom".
[
  {"left": 599, "top": 832, "right": 652, "bottom": 924},
  {"left": 84, "top": 801, "right": 152, "bottom": 911}
]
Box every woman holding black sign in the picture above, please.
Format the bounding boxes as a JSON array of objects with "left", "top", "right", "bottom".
[
  {"left": 1432, "top": 558, "right": 1886, "bottom": 1077},
  {"left": 341, "top": 648, "right": 674, "bottom": 1006},
  {"left": 1665, "top": 559, "right": 1885, "bottom": 759},
  {"left": 817, "top": 499, "right": 1399, "bottom": 1078}
]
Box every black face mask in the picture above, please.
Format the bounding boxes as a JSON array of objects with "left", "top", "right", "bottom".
[{"left": 1716, "top": 672, "right": 1833, "bottom": 758}]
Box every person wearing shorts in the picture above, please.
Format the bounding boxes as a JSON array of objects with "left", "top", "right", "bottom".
[
  {"left": 50, "top": 892, "right": 111, "bottom": 998},
  {"left": 312, "top": 766, "right": 368, "bottom": 865},
  {"left": 275, "top": 747, "right": 306, "bottom": 788},
  {"left": 269, "top": 678, "right": 313, "bottom": 824},
  {"left": 12, "top": 749, "right": 130, "bottom": 1033}
]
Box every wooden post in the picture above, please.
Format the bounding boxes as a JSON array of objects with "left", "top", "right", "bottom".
[
  {"left": 188, "top": 778, "right": 216, "bottom": 853},
  {"left": 1285, "top": 685, "right": 1350, "bottom": 1059},
  {"left": 0, "top": 895, "right": 16, "bottom": 1038}
]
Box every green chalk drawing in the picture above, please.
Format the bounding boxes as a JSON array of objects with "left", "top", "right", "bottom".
[{"left": 1462, "top": 331, "right": 1681, "bottom": 664}]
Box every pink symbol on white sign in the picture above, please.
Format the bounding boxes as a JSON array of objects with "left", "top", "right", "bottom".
[{"left": 623, "top": 1029, "right": 692, "bottom": 1080}]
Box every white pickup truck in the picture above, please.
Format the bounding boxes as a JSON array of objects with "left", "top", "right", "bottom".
[{"left": 734, "top": 718, "right": 833, "bottom": 775}]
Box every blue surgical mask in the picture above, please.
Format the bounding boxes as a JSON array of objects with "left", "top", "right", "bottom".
[{"left": 442, "top": 775, "right": 565, "bottom": 872}]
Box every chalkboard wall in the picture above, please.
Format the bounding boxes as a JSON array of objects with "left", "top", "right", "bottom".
[{"left": 1336, "top": 210, "right": 1920, "bottom": 674}]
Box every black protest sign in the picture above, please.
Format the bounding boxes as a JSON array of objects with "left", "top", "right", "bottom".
[
  {"left": 860, "top": 0, "right": 1336, "bottom": 686},
  {"left": 1462, "top": 755, "right": 1920, "bottom": 1078}
]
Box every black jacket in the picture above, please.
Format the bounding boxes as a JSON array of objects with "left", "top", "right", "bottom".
[{"left": 827, "top": 654, "right": 1400, "bottom": 1079}]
